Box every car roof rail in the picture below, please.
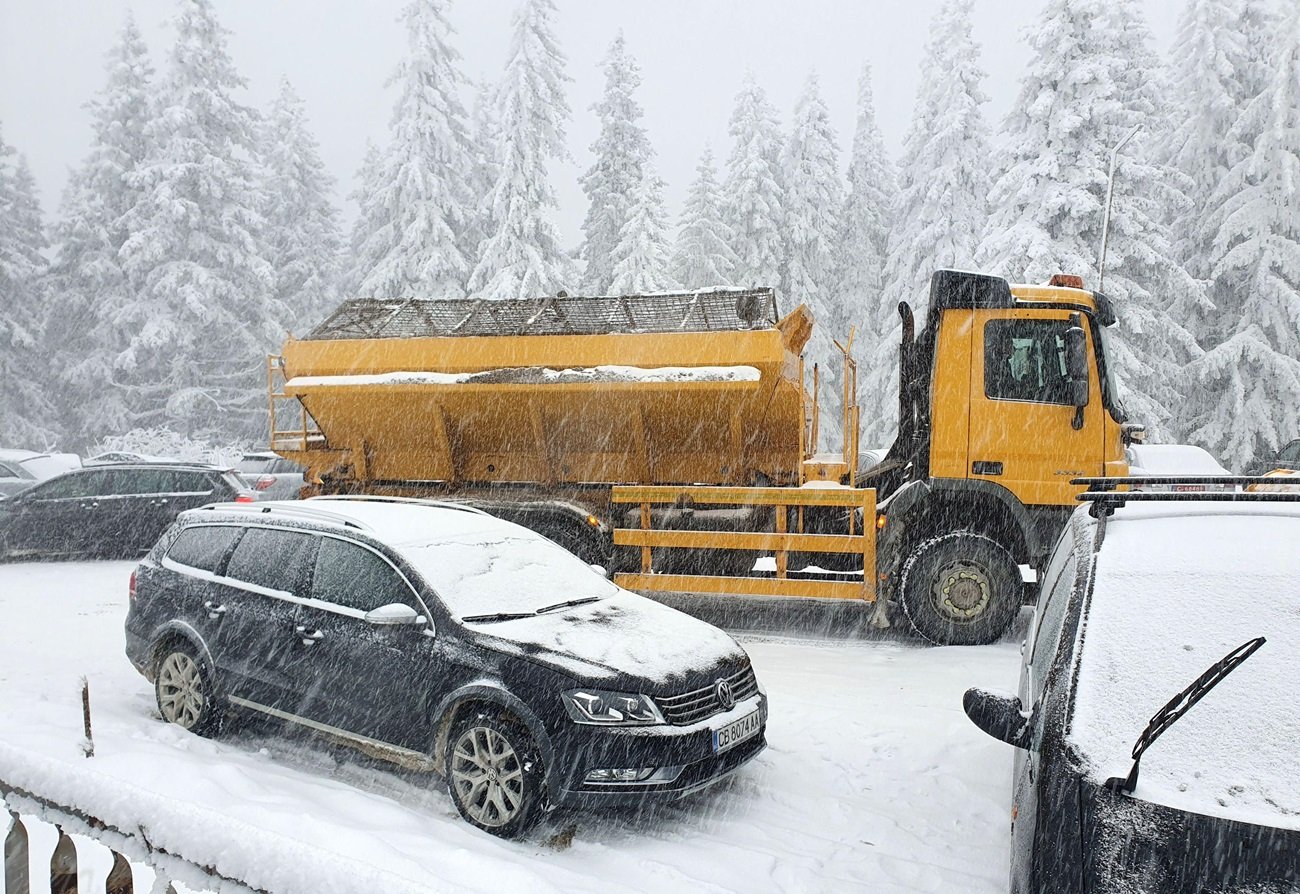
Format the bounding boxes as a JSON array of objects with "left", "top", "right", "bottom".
[
  {"left": 306, "top": 494, "right": 491, "bottom": 515},
  {"left": 1073, "top": 476, "right": 1300, "bottom": 517},
  {"left": 192, "top": 501, "right": 372, "bottom": 530}
]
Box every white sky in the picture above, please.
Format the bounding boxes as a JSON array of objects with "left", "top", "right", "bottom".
[{"left": 0, "top": 0, "right": 1180, "bottom": 246}]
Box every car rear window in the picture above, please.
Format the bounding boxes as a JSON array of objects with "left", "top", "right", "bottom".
[
  {"left": 167, "top": 525, "right": 242, "bottom": 573},
  {"left": 225, "top": 528, "right": 316, "bottom": 593},
  {"left": 237, "top": 457, "right": 275, "bottom": 474}
]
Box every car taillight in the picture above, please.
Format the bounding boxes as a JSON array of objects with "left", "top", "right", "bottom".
[
  {"left": 235, "top": 493, "right": 255, "bottom": 503},
  {"left": 129, "top": 568, "right": 138, "bottom": 603},
  {"left": 254, "top": 475, "right": 276, "bottom": 491}
]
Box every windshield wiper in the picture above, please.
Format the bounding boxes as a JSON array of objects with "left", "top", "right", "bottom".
[
  {"left": 535, "top": 596, "right": 602, "bottom": 615},
  {"left": 460, "top": 612, "right": 536, "bottom": 624},
  {"left": 1106, "top": 636, "right": 1266, "bottom": 794}
]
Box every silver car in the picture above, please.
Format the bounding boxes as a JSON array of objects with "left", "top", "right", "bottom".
[
  {"left": 0, "top": 449, "right": 82, "bottom": 499},
  {"left": 235, "top": 451, "right": 306, "bottom": 500}
]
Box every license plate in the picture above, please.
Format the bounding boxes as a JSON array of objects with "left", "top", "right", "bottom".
[{"left": 712, "top": 709, "right": 761, "bottom": 754}]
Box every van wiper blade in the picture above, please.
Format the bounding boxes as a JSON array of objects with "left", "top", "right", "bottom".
[
  {"left": 1106, "top": 636, "right": 1266, "bottom": 794},
  {"left": 535, "top": 596, "right": 602, "bottom": 615},
  {"left": 460, "top": 612, "right": 536, "bottom": 624}
]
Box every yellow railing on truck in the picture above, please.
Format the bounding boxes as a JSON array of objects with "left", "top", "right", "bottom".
[{"left": 612, "top": 485, "right": 877, "bottom": 601}]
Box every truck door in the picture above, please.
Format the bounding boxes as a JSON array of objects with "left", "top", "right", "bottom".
[{"left": 967, "top": 311, "right": 1104, "bottom": 507}]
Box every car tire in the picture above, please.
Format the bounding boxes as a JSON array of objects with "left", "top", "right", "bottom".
[
  {"left": 446, "top": 709, "right": 544, "bottom": 839},
  {"left": 898, "top": 532, "right": 1022, "bottom": 646},
  {"left": 154, "top": 643, "right": 222, "bottom": 737}
]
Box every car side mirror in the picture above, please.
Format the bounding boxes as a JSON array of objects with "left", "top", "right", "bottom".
[
  {"left": 363, "top": 603, "right": 425, "bottom": 626},
  {"left": 963, "top": 687, "right": 1033, "bottom": 750},
  {"left": 590, "top": 563, "right": 608, "bottom": 578}
]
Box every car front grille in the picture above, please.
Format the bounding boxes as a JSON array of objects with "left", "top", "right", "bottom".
[{"left": 656, "top": 665, "right": 760, "bottom": 726}]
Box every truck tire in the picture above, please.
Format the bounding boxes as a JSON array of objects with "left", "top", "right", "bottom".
[{"left": 898, "top": 532, "right": 1021, "bottom": 646}]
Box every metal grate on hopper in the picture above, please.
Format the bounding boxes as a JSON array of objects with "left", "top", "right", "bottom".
[{"left": 304, "top": 288, "right": 779, "bottom": 340}]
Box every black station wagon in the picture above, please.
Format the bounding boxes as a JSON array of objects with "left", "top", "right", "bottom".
[
  {"left": 0, "top": 463, "right": 253, "bottom": 560},
  {"left": 964, "top": 482, "right": 1300, "bottom": 893},
  {"left": 125, "top": 496, "right": 767, "bottom": 837}
]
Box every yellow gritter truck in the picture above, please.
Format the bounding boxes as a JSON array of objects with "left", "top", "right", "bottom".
[{"left": 268, "top": 270, "right": 1141, "bottom": 645}]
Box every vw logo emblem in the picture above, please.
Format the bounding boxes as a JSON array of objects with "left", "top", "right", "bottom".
[{"left": 714, "top": 679, "right": 735, "bottom": 711}]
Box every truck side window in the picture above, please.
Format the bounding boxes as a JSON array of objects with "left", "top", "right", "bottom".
[{"left": 984, "top": 319, "right": 1074, "bottom": 406}]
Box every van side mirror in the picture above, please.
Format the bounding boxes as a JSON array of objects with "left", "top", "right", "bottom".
[
  {"left": 363, "top": 603, "right": 425, "bottom": 626},
  {"left": 963, "top": 688, "right": 1033, "bottom": 750}
]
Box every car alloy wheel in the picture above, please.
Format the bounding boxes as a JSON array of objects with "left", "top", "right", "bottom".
[
  {"left": 446, "top": 712, "right": 543, "bottom": 838},
  {"left": 155, "top": 647, "right": 219, "bottom": 736}
]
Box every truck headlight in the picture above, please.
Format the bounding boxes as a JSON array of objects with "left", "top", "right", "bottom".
[{"left": 562, "top": 689, "right": 665, "bottom": 725}]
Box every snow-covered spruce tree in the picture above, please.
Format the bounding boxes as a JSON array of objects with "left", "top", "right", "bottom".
[
  {"left": 580, "top": 34, "right": 652, "bottom": 295},
  {"left": 608, "top": 169, "right": 676, "bottom": 294},
  {"left": 344, "top": 140, "right": 384, "bottom": 296},
  {"left": 0, "top": 134, "right": 56, "bottom": 447},
  {"left": 1185, "top": 8, "right": 1300, "bottom": 470},
  {"left": 467, "top": 0, "right": 573, "bottom": 301},
  {"left": 837, "top": 66, "right": 897, "bottom": 451},
  {"left": 977, "top": 0, "right": 1203, "bottom": 441},
  {"left": 462, "top": 78, "right": 501, "bottom": 269},
  {"left": 781, "top": 74, "right": 845, "bottom": 449},
  {"left": 672, "top": 146, "right": 738, "bottom": 289},
  {"left": 118, "top": 0, "right": 281, "bottom": 441},
  {"left": 351, "top": 0, "right": 474, "bottom": 300},
  {"left": 864, "top": 0, "right": 992, "bottom": 446},
  {"left": 261, "top": 78, "right": 342, "bottom": 333},
  {"left": 39, "top": 13, "right": 154, "bottom": 448},
  {"left": 1161, "top": 0, "right": 1278, "bottom": 343},
  {"left": 722, "top": 74, "right": 784, "bottom": 290}
]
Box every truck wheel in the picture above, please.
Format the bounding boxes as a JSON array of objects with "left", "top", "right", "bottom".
[{"left": 898, "top": 532, "right": 1021, "bottom": 646}]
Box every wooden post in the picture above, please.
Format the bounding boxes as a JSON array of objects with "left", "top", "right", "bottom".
[
  {"left": 4, "top": 812, "right": 29, "bottom": 894},
  {"left": 81, "top": 677, "right": 93, "bottom": 758},
  {"left": 105, "top": 852, "right": 133, "bottom": 894},
  {"left": 50, "top": 829, "right": 76, "bottom": 894}
]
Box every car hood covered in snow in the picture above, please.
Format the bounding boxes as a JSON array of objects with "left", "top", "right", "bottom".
[
  {"left": 1068, "top": 504, "right": 1300, "bottom": 832},
  {"left": 391, "top": 526, "right": 747, "bottom": 686},
  {"left": 470, "top": 590, "right": 749, "bottom": 687}
]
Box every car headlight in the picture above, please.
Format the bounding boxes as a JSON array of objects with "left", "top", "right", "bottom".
[{"left": 562, "top": 689, "right": 665, "bottom": 725}]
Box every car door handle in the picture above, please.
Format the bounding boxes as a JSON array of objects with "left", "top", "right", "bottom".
[
  {"left": 203, "top": 600, "right": 227, "bottom": 618},
  {"left": 295, "top": 625, "right": 324, "bottom": 646}
]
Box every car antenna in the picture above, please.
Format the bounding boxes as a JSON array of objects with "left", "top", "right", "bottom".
[{"left": 1106, "top": 636, "right": 1265, "bottom": 794}]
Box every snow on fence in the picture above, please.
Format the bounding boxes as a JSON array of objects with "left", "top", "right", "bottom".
[{"left": 3, "top": 778, "right": 264, "bottom": 894}]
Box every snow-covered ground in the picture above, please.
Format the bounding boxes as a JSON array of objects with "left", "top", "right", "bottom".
[{"left": 0, "top": 560, "right": 1022, "bottom": 894}]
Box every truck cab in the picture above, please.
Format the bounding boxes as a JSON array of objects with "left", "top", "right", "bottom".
[{"left": 872, "top": 270, "right": 1136, "bottom": 644}]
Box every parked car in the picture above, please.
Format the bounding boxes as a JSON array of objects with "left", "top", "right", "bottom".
[
  {"left": 85, "top": 451, "right": 176, "bottom": 465},
  {"left": 125, "top": 496, "right": 767, "bottom": 838},
  {"left": 0, "top": 449, "right": 82, "bottom": 499},
  {"left": 964, "top": 482, "right": 1300, "bottom": 893},
  {"left": 235, "top": 451, "right": 306, "bottom": 500},
  {"left": 1245, "top": 437, "right": 1300, "bottom": 475},
  {"left": 0, "top": 464, "right": 253, "bottom": 560},
  {"left": 1124, "top": 443, "right": 1234, "bottom": 491}
]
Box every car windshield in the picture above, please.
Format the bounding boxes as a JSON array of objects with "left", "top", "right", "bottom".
[
  {"left": 395, "top": 531, "right": 617, "bottom": 621},
  {"left": 1068, "top": 505, "right": 1300, "bottom": 829},
  {"left": 19, "top": 454, "right": 81, "bottom": 479}
]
